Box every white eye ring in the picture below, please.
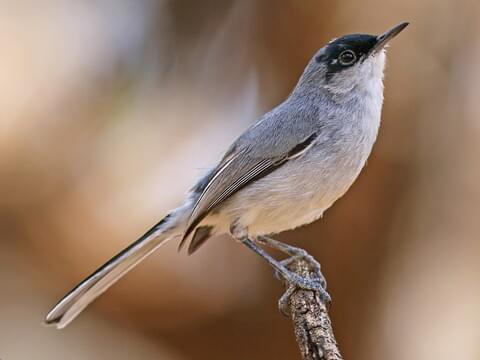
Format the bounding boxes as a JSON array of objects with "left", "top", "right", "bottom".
[{"left": 338, "top": 50, "right": 356, "bottom": 66}]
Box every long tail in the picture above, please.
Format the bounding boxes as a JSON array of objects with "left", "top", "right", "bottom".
[{"left": 44, "top": 205, "right": 188, "bottom": 329}]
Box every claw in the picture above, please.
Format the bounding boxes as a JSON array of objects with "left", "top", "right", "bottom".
[
  {"left": 318, "top": 288, "right": 332, "bottom": 309},
  {"left": 278, "top": 285, "right": 296, "bottom": 316},
  {"left": 276, "top": 273, "right": 331, "bottom": 314},
  {"left": 275, "top": 265, "right": 331, "bottom": 314}
]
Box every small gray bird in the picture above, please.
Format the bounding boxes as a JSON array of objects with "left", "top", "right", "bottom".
[{"left": 45, "top": 22, "right": 408, "bottom": 328}]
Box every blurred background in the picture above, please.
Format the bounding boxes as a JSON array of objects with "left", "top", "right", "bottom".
[{"left": 1, "top": 1, "right": 479, "bottom": 359}]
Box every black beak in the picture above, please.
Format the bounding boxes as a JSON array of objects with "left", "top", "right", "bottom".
[{"left": 371, "top": 22, "right": 409, "bottom": 53}]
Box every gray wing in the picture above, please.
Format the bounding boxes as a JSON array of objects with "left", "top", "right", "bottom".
[{"left": 181, "top": 129, "right": 319, "bottom": 243}]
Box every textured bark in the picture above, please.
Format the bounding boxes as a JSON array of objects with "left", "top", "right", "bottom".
[{"left": 287, "top": 259, "right": 343, "bottom": 360}]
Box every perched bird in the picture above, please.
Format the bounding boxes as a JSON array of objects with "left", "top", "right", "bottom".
[{"left": 45, "top": 22, "right": 409, "bottom": 328}]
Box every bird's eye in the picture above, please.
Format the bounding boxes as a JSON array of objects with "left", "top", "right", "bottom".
[{"left": 338, "top": 50, "right": 356, "bottom": 66}]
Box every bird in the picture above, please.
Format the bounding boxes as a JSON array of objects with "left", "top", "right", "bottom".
[{"left": 45, "top": 22, "right": 409, "bottom": 328}]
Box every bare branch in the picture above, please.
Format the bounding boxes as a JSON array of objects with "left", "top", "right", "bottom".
[{"left": 286, "top": 258, "right": 343, "bottom": 360}]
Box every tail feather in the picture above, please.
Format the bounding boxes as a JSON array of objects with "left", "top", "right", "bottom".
[{"left": 45, "top": 212, "right": 183, "bottom": 329}]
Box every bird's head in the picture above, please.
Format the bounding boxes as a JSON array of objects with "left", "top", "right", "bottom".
[{"left": 296, "top": 22, "right": 409, "bottom": 96}]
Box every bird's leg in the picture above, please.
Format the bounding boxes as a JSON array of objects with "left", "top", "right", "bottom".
[
  {"left": 257, "top": 235, "right": 326, "bottom": 288},
  {"left": 256, "top": 235, "right": 330, "bottom": 314},
  {"left": 239, "top": 237, "right": 331, "bottom": 315},
  {"left": 240, "top": 238, "right": 323, "bottom": 290}
]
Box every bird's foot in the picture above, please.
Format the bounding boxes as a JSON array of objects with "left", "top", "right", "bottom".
[
  {"left": 256, "top": 236, "right": 331, "bottom": 315},
  {"left": 257, "top": 235, "right": 326, "bottom": 288},
  {"left": 276, "top": 265, "right": 331, "bottom": 316},
  {"left": 239, "top": 236, "right": 331, "bottom": 316}
]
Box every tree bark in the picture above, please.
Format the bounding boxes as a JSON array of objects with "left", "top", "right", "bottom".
[{"left": 287, "top": 259, "right": 343, "bottom": 360}]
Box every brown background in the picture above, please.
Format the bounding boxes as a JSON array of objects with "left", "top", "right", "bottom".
[{"left": 1, "top": 1, "right": 480, "bottom": 359}]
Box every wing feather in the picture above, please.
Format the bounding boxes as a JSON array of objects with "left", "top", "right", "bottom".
[{"left": 181, "top": 132, "right": 318, "bottom": 243}]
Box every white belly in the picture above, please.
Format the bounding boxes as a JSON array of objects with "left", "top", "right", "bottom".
[{"left": 217, "top": 140, "right": 373, "bottom": 236}]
